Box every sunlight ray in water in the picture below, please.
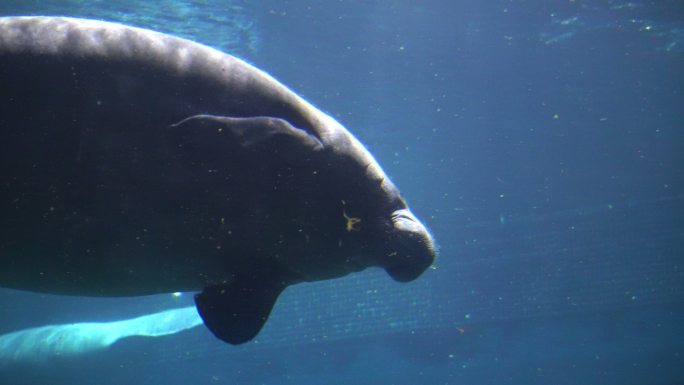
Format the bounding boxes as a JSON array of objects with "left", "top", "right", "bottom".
[{"left": 0, "top": 306, "right": 202, "bottom": 364}]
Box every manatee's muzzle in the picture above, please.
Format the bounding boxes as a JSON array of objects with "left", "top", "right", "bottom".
[{"left": 383, "top": 209, "right": 436, "bottom": 282}]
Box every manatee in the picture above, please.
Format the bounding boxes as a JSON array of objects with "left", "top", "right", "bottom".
[{"left": 0, "top": 16, "right": 436, "bottom": 344}]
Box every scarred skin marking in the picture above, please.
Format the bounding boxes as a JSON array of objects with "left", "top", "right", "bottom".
[{"left": 343, "top": 212, "right": 362, "bottom": 232}]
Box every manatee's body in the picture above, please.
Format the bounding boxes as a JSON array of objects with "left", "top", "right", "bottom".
[{"left": 0, "top": 17, "right": 435, "bottom": 344}]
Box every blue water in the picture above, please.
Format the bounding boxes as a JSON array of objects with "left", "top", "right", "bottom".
[{"left": 1, "top": 1, "right": 683, "bottom": 384}]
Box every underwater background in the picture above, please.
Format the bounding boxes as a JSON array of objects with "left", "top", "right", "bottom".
[{"left": 0, "top": 1, "right": 683, "bottom": 384}]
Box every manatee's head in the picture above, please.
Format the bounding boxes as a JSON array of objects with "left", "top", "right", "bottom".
[
  {"left": 378, "top": 208, "right": 436, "bottom": 282},
  {"left": 299, "top": 114, "right": 436, "bottom": 283}
]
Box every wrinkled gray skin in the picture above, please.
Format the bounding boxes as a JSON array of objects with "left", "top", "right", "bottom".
[{"left": 0, "top": 17, "right": 436, "bottom": 344}]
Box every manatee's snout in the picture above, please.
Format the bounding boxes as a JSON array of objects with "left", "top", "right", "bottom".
[{"left": 383, "top": 209, "right": 436, "bottom": 282}]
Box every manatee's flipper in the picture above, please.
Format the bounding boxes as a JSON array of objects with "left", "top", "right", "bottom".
[
  {"left": 194, "top": 272, "right": 289, "bottom": 345},
  {"left": 170, "top": 114, "right": 324, "bottom": 162}
]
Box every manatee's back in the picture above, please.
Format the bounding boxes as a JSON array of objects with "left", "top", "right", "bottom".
[
  {"left": 0, "top": 17, "right": 340, "bottom": 295},
  {"left": 0, "top": 16, "right": 435, "bottom": 298},
  {"left": 0, "top": 19, "right": 221, "bottom": 294}
]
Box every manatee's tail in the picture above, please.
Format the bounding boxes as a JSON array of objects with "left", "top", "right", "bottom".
[{"left": 0, "top": 306, "right": 202, "bottom": 364}]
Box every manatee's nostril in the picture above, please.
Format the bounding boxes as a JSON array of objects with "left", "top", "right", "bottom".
[{"left": 385, "top": 208, "right": 436, "bottom": 282}]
